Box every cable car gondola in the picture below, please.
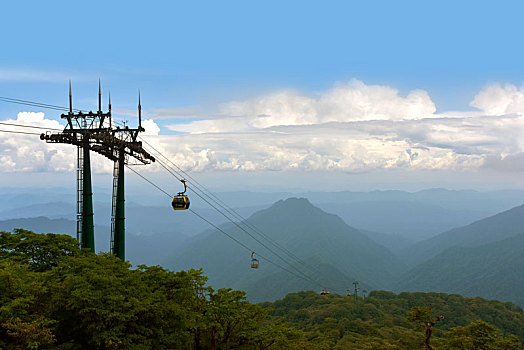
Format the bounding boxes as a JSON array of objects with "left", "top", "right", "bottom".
[
  {"left": 251, "top": 252, "right": 259, "bottom": 269},
  {"left": 172, "top": 179, "right": 190, "bottom": 210},
  {"left": 320, "top": 289, "right": 329, "bottom": 295}
]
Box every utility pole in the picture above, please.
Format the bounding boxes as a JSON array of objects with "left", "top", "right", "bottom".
[
  {"left": 353, "top": 281, "right": 360, "bottom": 312},
  {"left": 41, "top": 82, "right": 155, "bottom": 259}
]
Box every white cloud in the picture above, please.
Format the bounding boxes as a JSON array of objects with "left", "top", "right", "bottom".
[
  {"left": 316, "top": 80, "right": 436, "bottom": 122},
  {"left": 141, "top": 119, "right": 160, "bottom": 136},
  {"left": 157, "top": 81, "right": 524, "bottom": 173},
  {"left": 169, "top": 80, "right": 437, "bottom": 134},
  {"left": 470, "top": 83, "right": 524, "bottom": 115},
  {"left": 4, "top": 81, "right": 524, "bottom": 175},
  {"left": 0, "top": 112, "right": 112, "bottom": 174}
]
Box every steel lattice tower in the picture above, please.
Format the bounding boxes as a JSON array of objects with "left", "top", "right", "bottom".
[{"left": 41, "top": 82, "right": 155, "bottom": 259}]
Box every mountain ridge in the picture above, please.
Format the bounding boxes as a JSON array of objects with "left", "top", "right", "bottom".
[
  {"left": 397, "top": 232, "right": 524, "bottom": 307},
  {"left": 167, "top": 197, "right": 406, "bottom": 302},
  {"left": 401, "top": 203, "right": 524, "bottom": 266}
]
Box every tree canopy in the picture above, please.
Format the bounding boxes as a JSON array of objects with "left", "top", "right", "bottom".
[
  {"left": 0, "top": 230, "right": 300, "bottom": 349},
  {"left": 1, "top": 230, "right": 522, "bottom": 349}
]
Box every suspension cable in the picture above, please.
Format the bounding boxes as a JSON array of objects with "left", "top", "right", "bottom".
[
  {"left": 0, "top": 96, "right": 348, "bottom": 293},
  {"left": 139, "top": 136, "right": 344, "bottom": 288},
  {"left": 0, "top": 96, "right": 86, "bottom": 113},
  {"left": 150, "top": 155, "right": 327, "bottom": 288},
  {"left": 126, "top": 164, "right": 336, "bottom": 289},
  {"left": 0, "top": 121, "right": 64, "bottom": 132},
  {"left": 0, "top": 129, "right": 43, "bottom": 136}
]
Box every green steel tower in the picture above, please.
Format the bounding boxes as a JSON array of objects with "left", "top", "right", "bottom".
[
  {"left": 111, "top": 148, "right": 126, "bottom": 259},
  {"left": 41, "top": 82, "right": 155, "bottom": 258},
  {"left": 81, "top": 133, "right": 95, "bottom": 250}
]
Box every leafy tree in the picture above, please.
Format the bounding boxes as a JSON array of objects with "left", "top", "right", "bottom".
[
  {"left": 262, "top": 291, "right": 524, "bottom": 349},
  {"left": 206, "top": 288, "right": 263, "bottom": 348},
  {"left": 441, "top": 319, "right": 522, "bottom": 350},
  {"left": 2, "top": 230, "right": 523, "bottom": 349},
  {"left": 1, "top": 317, "right": 56, "bottom": 349},
  {"left": 0, "top": 229, "right": 81, "bottom": 271},
  {"left": 0, "top": 230, "right": 301, "bottom": 349},
  {"left": 407, "top": 305, "right": 444, "bottom": 350},
  {"left": 252, "top": 319, "right": 302, "bottom": 349}
]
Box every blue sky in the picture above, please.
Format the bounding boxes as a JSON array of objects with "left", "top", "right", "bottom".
[
  {"left": 3, "top": 1, "right": 524, "bottom": 110},
  {"left": 2, "top": 1, "right": 524, "bottom": 191}
]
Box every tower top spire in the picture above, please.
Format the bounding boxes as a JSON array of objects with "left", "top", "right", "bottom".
[
  {"left": 69, "top": 80, "right": 72, "bottom": 114},
  {"left": 138, "top": 90, "right": 142, "bottom": 130},
  {"left": 98, "top": 79, "right": 102, "bottom": 113}
]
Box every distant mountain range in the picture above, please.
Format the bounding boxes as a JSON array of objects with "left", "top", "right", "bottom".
[
  {"left": 0, "top": 216, "right": 189, "bottom": 267},
  {"left": 320, "top": 200, "right": 487, "bottom": 241},
  {"left": 3, "top": 188, "right": 524, "bottom": 307},
  {"left": 397, "top": 232, "right": 524, "bottom": 307},
  {"left": 167, "top": 198, "right": 407, "bottom": 302},
  {"left": 401, "top": 204, "right": 524, "bottom": 266},
  {"left": 0, "top": 216, "right": 76, "bottom": 234},
  {"left": 4, "top": 187, "right": 524, "bottom": 241}
]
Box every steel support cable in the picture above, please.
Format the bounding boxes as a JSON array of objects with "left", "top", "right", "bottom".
[
  {"left": 0, "top": 125, "right": 325, "bottom": 289},
  {"left": 0, "top": 99, "right": 70, "bottom": 112},
  {"left": 189, "top": 208, "right": 334, "bottom": 288},
  {"left": 143, "top": 154, "right": 329, "bottom": 290},
  {"left": 147, "top": 155, "right": 318, "bottom": 282},
  {"left": 137, "top": 137, "right": 313, "bottom": 256},
  {"left": 0, "top": 98, "right": 345, "bottom": 293},
  {"left": 0, "top": 121, "right": 64, "bottom": 132},
  {"left": 125, "top": 165, "right": 172, "bottom": 197},
  {"left": 0, "top": 96, "right": 86, "bottom": 112},
  {"left": 0, "top": 96, "right": 143, "bottom": 120},
  {"left": 138, "top": 136, "right": 342, "bottom": 286},
  {"left": 0, "top": 119, "right": 310, "bottom": 279},
  {"left": 189, "top": 208, "right": 326, "bottom": 285},
  {"left": 0, "top": 97, "right": 97, "bottom": 130},
  {"left": 0, "top": 129, "right": 43, "bottom": 136},
  {"left": 1, "top": 96, "right": 113, "bottom": 132},
  {"left": 148, "top": 147, "right": 333, "bottom": 286},
  {"left": 137, "top": 138, "right": 343, "bottom": 287},
  {"left": 137, "top": 137, "right": 299, "bottom": 252},
  {"left": 126, "top": 165, "right": 331, "bottom": 288}
]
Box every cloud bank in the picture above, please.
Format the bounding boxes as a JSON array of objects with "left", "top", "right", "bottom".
[{"left": 2, "top": 80, "right": 524, "bottom": 175}]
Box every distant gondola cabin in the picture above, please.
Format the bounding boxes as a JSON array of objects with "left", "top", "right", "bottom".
[
  {"left": 172, "top": 195, "right": 190, "bottom": 210},
  {"left": 251, "top": 252, "right": 259, "bottom": 269}
]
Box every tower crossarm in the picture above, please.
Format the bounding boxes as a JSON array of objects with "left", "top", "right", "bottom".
[{"left": 41, "top": 129, "right": 155, "bottom": 164}]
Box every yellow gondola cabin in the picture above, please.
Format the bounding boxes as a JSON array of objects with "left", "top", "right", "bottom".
[{"left": 172, "top": 179, "right": 190, "bottom": 210}]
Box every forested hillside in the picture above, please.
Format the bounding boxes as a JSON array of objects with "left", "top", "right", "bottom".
[
  {"left": 402, "top": 203, "right": 524, "bottom": 266},
  {"left": 168, "top": 198, "right": 406, "bottom": 301},
  {"left": 261, "top": 290, "right": 524, "bottom": 349},
  {"left": 397, "top": 232, "right": 524, "bottom": 307},
  {"left": 0, "top": 229, "right": 300, "bottom": 349},
  {"left": 1, "top": 229, "right": 523, "bottom": 349}
]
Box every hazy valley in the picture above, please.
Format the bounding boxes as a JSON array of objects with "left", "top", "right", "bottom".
[{"left": 2, "top": 187, "right": 524, "bottom": 308}]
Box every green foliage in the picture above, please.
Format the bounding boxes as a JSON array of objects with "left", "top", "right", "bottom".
[
  {"left": 168, "top": 197, "right": 407, "bottom": 303},
  {"left": 407, "top": 306, "right": 434, "bottom": 324},
  {"left": 440, "top": 320, "right": 522, "bottom": 350},
  {"left": 1, "top": 229, "right": 523, "bottom": 349},
  {"left": 0, "top": 230, "right": 299, "bottom": 349},
  {"left": 261, "top": 291, "right": 524, "bottom": 349},
  {"left": 399, "top": 230, "right": 524, "bottom": 309},
  {"left": 0, "top": 228, "right": 81, "bottom": 271},
  {"left": 1, "top": 317, "right": 56, "bottom": 349}
]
